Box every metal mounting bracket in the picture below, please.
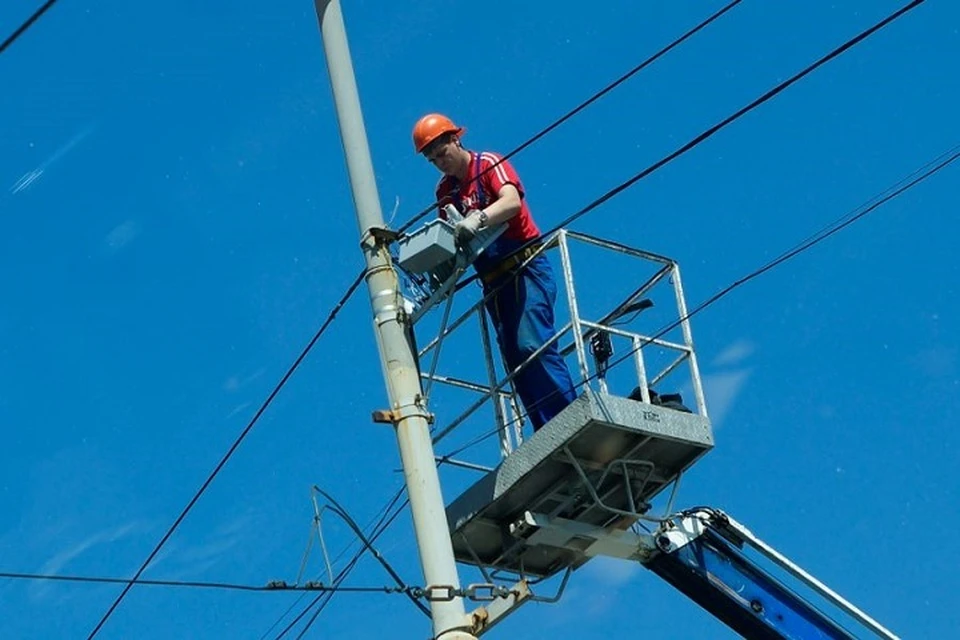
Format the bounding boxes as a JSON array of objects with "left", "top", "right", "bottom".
[{"left": 467, "top": 580, "right": 532, "bottom": 637}]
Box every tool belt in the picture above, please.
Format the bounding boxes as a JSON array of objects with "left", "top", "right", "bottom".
[{"left": 480, "top": 243, "right": 542, "bottom": 285}]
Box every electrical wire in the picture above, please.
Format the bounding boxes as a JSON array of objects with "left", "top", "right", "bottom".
[
  {"left": 657, "top": 146, "right": 960, "bottom": 346},
  {"left": 290, "top": 499, "right": 415, "bottom": 640},
  {"left": 394, "top": 0, "right": 745, "bottom": 235},
  {"left": 543, "top": 0, "right": 926, "bottom": 235},
  {"left": 438, "top": 428, "right": 502, "bottom": 464},
  {"left": 312, "top": 487, "right": 430, "bottom": 617},
  {"left": 85, "top": 270, "right": 366, "bottom": 639},
  {"left": 448, "top": 0, "right": 927, "bottom": 303},
  {"left": 257, "top": 486, "right": 408, "bottom": 639},
  {"left": 427, "top": 0, "right": 928, "bottom": 450},
  {"left": 329, "top": 485, "right": 407, "bottom": 569},
  {"left": 0, "top": 571, "right": 404, "bottom": 594},
  {"left": 444, "top": 142, "right": 960, "bottom": 454},
  {"left": 0, "top": 0, "right": 59, "bottom": 55},
  {"left": 766, "top": 142, "right": 960, "bottom": 267},
  {"left": 259, "top": 486, "right": 406, "bottom": 640},
  {"left": 271, "top": 495, "right": 411, "bottom": 639}
]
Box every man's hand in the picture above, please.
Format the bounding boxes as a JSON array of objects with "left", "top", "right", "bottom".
[{"left": 454, "top": 210, "right": 484, "bottom": 245}]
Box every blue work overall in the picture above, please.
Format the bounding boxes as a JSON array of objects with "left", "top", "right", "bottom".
[
  {"left": 450, "top": 153, "right": 577, "bottom": 430},
  {"left": 478, "top": 245, "right": 577, "bottom": 431},
  {"left": 474, "top": 233, "right": 578, "bottom": 431}
]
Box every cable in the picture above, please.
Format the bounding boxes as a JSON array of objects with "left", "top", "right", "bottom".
[
  {"left": 85, "top": 270, "right": 366, "bottom": 639},
  {"left": 394, "top": 0, "right": 745, "bottom": 235},
  {"left": 0, "top": 0, "right": 59, "bottom": 55},
  {"left": 445, "top": 142, "right": 960, "bottom": 451},
  {"left": 426, "top": 0, "right": 927, "bottom": 449},
  {"left": 437, "top": 428, "right": 502, "bottom": 464},
  {"left": 259, "top": 486, "right": 406, "bottom": 640},
  {"left": 329, "top": 485, "right": 406, "bottom": 569},
  {"left": 767, "top": 143, "right": 960, "bottom": 267},
  {"left": 512, "top": 0, "right": 929, "bottom": 275},
  {"left": 667, "top": 146, "right": 960, "bottom": 339},
  {"left": 290, "top": 498, "right": 413, "bottom": 639},
  {"left": 441, "top": 0, "right": 926, "bottom": 302},
  {"left": 312, "top": 487, "right": 430, "bottom": 617},
  {"left": 260, "top": 486, "right": 409, "bottom": 639},
  {"left": 0, "top": 571, "right": 403, "bottom": 594},
  {"left": 272, "top": 495, "right": 410, "bottom": 639},
  {"left": 544, "top": 0, "right": 926, "bottom": 235}
]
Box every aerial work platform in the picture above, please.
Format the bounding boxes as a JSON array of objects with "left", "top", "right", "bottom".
[
  {"left": 394, "top": 226, "right": 900, "bottom": 639},
  {"left": 396, "top": 228, "right": 715, "bottom": 578},
  {"left": 445, "top": 389, "right": 712, "bottom": 578}
]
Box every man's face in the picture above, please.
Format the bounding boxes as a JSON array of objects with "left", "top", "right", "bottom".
[{"left": 423, "top": 136, "right": 458, "bottom": 175}]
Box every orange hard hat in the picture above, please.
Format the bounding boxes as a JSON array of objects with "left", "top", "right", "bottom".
[{"left": 412, "top": 113, "right": 464, "bottom": 153}]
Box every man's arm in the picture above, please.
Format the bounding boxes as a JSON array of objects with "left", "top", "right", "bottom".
[
  {"left": 455, "top": 183, "right": 522, "bottom": 243},
  {"left": 480, "top": 184, "right": 522, "bottom": 227}
]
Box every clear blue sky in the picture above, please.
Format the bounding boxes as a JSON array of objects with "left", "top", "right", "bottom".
[{"left": 1, "top": 1, "right": 958, "bottom": 638}]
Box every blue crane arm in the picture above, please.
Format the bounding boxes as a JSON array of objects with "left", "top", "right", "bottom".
[
  {"left": 642, "top": 511, "right": 898, "bottom": 640},
  {"left": 646, "top": 526, "right": 855, "bottom": 639}
]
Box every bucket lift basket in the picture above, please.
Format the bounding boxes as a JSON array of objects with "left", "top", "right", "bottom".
[{"left": 405, "top": 227, "right": 715, "bottom": 580}]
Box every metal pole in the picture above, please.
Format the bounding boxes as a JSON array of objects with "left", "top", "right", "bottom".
[{"left": 312, "top": 2, "right": 474, "bottom": 638}]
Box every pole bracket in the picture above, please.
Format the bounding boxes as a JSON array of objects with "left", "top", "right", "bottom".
[
  {"left": 467, "top": 580, "right": 532, "bottom": 637},
  {"left": 361, "top": 225, "right": 400, "bottom": 247},
  {"left": 372, "top": 403, "right": 435, "bottom": 425}
]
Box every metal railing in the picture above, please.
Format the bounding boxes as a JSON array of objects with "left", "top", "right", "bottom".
[{"left": 414, "top": 229, "right": 708, "bottom": 464}]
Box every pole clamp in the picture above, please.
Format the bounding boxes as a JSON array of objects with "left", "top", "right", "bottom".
[{"left": 371, "top": 401, "right": 434, "bottom": 425}]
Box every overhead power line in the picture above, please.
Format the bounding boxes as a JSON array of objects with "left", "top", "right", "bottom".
[
  {"left": 442, "top": 142, "right": 960, "bottom": 452},
  {"left": 257, "top": 486, "right": 408, "bottom": 640},
  {"left": 632, "top": 145, "right": 960, "bottom": 363},
  {"left": 447, "top": 0, "right": 928, "bottom": 304},
  {"left": 0, "top": 0, "right": 59, "bottom": 55},
  {"left": 272, "top": 495, "right": 411, "bottom": 640},
  {"left": 395, "top": 0, "right": 745, "bottom": 235},
  {"left": 439, "top": 0, "right": 928, "bottom": 380},
  {"left": 0, "top": 571, "right": 404, "bottom": 594},
  {"left": 86, "top": 270, "right": 366, "bottom": 639},
  {"left": 312, "top": 487, "right": 429, "bottom": 617},
  {"left": 543, "top": 0, "right": 927, "bottom": 235}
]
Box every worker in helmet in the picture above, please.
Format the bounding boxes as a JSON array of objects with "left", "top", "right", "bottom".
[{"left": 412, "top": 113, "right": 577, "bottom": 431}]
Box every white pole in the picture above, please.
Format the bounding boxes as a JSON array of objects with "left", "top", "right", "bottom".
[{"left": 312, "top": 2, "right": 476, "bottom": 638}]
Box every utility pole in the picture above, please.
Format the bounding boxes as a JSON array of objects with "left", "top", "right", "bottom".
[{"left": 312, "top": 1, "right": 476, "bottom": 638}]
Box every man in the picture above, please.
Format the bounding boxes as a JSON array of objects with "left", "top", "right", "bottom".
[{"left": 412, "top": 113, "right": 577, "bottom": 431}]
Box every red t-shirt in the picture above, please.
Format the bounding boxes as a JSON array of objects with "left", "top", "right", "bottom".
[{"left": 435, "top": 152, "right": 540, "bottom": 241}]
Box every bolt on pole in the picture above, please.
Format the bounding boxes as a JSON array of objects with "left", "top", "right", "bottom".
[{"left": 312, "top": 1, "right": 477, "bottom": 638}]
